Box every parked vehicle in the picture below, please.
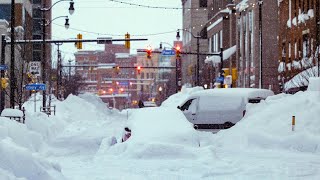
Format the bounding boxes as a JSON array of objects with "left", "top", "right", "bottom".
[
  {"left": 177, "top": 88, "right": 274, "bottom": 129},
  {"left": 143, "top": 101, "right": 157, "bottom": 107}
]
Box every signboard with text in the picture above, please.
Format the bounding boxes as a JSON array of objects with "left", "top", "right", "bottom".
[
  {"left": 29, "top": 61, "right": 41, "bottom": 76},
  {"left": 25, "top": 83, "right": 46, "bottom": 91}
]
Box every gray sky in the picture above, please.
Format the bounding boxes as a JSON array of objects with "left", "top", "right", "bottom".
[{"left": 52, "top": 0, "right": 182, "bottom": 62}]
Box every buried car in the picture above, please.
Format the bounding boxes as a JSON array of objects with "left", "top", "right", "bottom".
[{"left": 177, "top": 88, "right": 274, "bottom": 129}]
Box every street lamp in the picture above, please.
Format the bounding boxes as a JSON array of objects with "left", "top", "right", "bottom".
[
  {"left": 39, "top": 0, "right": 74, "bottom": 109},
  {"left": 176, "top": 29, "right": 201, "bottom": 86}
]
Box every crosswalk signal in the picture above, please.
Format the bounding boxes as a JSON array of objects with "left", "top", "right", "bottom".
[
  {"left": 75, "top": 33, "right": 82, "bottom": 49},
  {"left": 125, "top": 32, "right": 130, "bottom": 49},
  {"left": 146, "top": 46, "right": 152, "bottom": 59}
]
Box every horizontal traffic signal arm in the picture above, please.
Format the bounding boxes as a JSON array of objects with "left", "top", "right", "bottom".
[
  {"left": 137, "top": 49, "right": 221, "bottom": 56},
  {"left": 61, "top": 64, "right": 176, "bottom": 69},
  {"left": 4, "top": 38, "right": 148, "bottom": 45},
  {"left": 114, "top": 66, "right": 176, "bottom": 69}
]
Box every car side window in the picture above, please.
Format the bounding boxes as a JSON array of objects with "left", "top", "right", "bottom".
[{"left": 180, "top": 99, "right": 195, "bottom": 111}]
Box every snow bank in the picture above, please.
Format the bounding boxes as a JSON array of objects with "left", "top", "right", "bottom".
[
  {"left": 97, "top": 107, "right": 207, "bottom": 159},
  {"left": 213, "top": 91, "right": 320, "bottom": 153},
  {"left": 0, "top": 118, "right": 65, "bottom": 180}
]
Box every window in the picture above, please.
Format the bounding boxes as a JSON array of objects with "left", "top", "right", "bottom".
[
  {"left": 33, "top": 0, "right": 41, "bottom": 4},
  {"left": 180, "top": 98, "right": 195, "bottom": 111},
  {"left": 0, "top": 4, "right": 11, "bottom": 21},
  {"left": 199, "top": 0, "right": 207, "bottom": 8}
]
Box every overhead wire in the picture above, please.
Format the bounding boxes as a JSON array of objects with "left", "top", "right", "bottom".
[{"left": 53, "top": 23, "right": 177, "bottom": 37}]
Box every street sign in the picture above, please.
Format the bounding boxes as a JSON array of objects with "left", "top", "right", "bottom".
[
  {"left": 216, "top": 76, "right": 224, "bottom": 84},
  {"left": 25, "top": 83, "right": 46, "bottom": 91},
  {"left": 161, "top": 49, "right": 175, "bottom": 56},
  {"left": 0, "top": 65, "right": 8, "bottom": 70},
  {"left": 119, "top": 81, "right": 129, "bottom": 86},
  {"left": 29, "top": 61, "right": 41, "bottom": 76}
]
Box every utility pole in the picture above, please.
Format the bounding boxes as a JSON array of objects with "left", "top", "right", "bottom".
[
  {"left": 10, "top": 0, "right": 15, "bottom": 108},
  {"left": 42, "top": 6, "right": 47, "bottom": 109},
  {"left": 258, "top": 0, "right": 263, "bottom": 88},
  {"left": 196, "top": 34, "right": 200, "bottom": 86},
  {"left": 68, "top": 59, "right": 72, "bottom": 80},
  {"left": 1, "top": 35, "right": 6, "bottom": 112},
  {"left": 56, "top": 43, "right": 62, "bottom": 99},
  {"left": 316, "top": 0, "right": 320, "bottom": 77}
]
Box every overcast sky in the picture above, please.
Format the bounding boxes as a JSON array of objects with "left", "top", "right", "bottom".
[{"left": 52, "top": 0, "right": 182, "bottom": 63}]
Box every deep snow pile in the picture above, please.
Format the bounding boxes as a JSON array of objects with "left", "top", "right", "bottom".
[
  {"left": 0, "top": 117, "right": 65, "bottom": 180},
  {"left": 0, "top": 93, "right": 122, "bottom": 180},
  {"left": 213, "top": 90, "right": 320, "bottom": 153}
]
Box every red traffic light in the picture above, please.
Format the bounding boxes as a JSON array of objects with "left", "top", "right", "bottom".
[
  {"left": 146, "top": 46, "right": 152, "bottom": 59},
  {"left": 175, "top": 45, "right": 181, "bottom": 57},
  {"left": 137, "top": 66, "right": 142, "bottom": 74}
]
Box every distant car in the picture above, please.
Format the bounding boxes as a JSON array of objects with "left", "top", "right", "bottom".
[
  {"left": 143, "top": 101, "right": 157, "bottom": 107},
  {"left": 177, "top": 88, "right": 274, "bottom": 130}
]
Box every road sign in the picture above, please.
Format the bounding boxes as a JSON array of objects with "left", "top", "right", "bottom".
[
  {"left": 29, "top": 61, "right": 41, "bottom": 76},
  {"left": 25, "top": 83, "right": 46, "bottom": 91},
  {"left": 224, "top": 75, "right": 232, "bottom": 85},
  {"left": 161, "top": 49, "right": 175, "bottom": 56},
  {"left": 0, "top": 65, "right": 8, "bottom": 70},
  {"left": 119, "top": 81, "right": 129, "bottom": 86}
]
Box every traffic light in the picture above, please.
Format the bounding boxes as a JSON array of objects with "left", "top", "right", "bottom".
[
  {"left": 1, "top": 78, "right": 8, "bottom": 89},
  {"left": 75, "top": 33, "right": 82, "bottom": 49},
  {"left": 175, "top": 45, "right": 181, "bottom": 58},
  {"left": 125, "top": 32, "right": 130, "bottom": 49},
  {"left": 146, "top": 46, "right": 152, "bottom": 59},
  {"left": 136, "top": 66, "right": 142, "bottom": 74},
  {"left": 26, "top": 73, "right": 34, "bottom": 83},
  {"left": 114, "top": 66, "right": 120, "bottom": 74}
]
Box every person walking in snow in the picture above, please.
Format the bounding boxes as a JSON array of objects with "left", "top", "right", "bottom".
[{"left": 121, "top": 127, "right": 131, "bottom": 142}]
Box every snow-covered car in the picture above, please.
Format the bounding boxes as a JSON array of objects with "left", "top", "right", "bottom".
[{"left": 177, "top": 88, "right": 274, "bottom": 129}]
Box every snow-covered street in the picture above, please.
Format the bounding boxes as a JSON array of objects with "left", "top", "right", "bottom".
[{"left": 1, "top": 83, "right": 320, "bottom": 179}]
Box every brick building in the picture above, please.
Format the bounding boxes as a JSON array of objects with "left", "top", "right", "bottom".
[
  {"left": 278, "top": 0, "right": 320, "bottom": 92},
  {"left": 74, "top": 43, "right": 138, "bottom": 110},
  {"left": 203, "top": 0, "right": 237, "bottom": 87},
  {"left": 235, "top": 0, "right": 279, "bottom": 93},
  {"left": 181, "top": 0, "right": 209, "bottom": 86}
]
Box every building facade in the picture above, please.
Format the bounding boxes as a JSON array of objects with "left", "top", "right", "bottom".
[
  {"left": 278, "top": 0, "right": 319, "bottom": 92},
  {"left": 235, "top": 0, "right": 279, "bottom": 93},
  {"left": 203, "top": 0, "right": 237, "bottom": 87},
  {"left": 181, "top": 0, "right": 209, "bottom": 86}
]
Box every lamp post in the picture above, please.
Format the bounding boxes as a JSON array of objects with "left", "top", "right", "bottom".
[
  {"left": 39, "top": 0, "right": 74, "bottom": 109},
  {"left": 258, "top": 0, "right": 263, "bottom": 88},
  {"left": 176, "top": 29, "right": 201, "bottom": 86},
  {"left": 10, "top": 0, "right": 16, "bottom": 108}
]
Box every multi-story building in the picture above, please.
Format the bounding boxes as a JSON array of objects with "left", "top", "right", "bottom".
[
  {"left": 0, "top": 0, "right": 33, "bottom": 108},
  {"left": 181, "top": 0, "right": 209, "bottom": 86},
  {"left": 234, "top": 0, "right": 279, "bottom": 93},
  {"left": 278, "top": 0, "right": 319, "bottom": 92},
  {"left": 203, "top": 0, "right": 237, "bottom": 87},
  {"left": 32, "top": 0, "right": 51, "bottom": 63},
  {"left": 74, "top": 43, "right": 138, "bottom": 109}
]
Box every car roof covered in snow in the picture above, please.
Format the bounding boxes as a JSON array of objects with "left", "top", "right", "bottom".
[{"left": 189, "top": 88, "right": 274, "bottom": 100}]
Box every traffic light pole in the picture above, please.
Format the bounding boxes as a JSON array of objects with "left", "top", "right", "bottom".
[{"left": 1, "top": 35, "right": 6, "bottom": 112}]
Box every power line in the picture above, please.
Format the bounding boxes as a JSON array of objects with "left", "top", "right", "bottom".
[
  {"left": 53, "top": 23, "right": 177, "bottom": 37},
  {"left": 108, "top": 0, "right": 203, "bottom": 10}
]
